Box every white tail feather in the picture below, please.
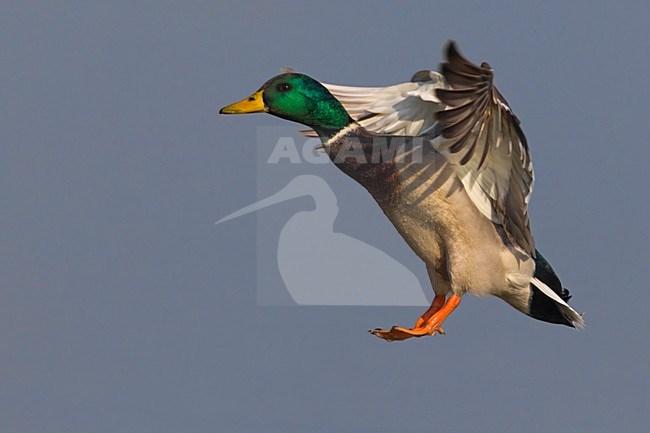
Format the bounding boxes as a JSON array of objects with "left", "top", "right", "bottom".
[{"left": 531, "top": 277, "right": 585, "bottom": 329}]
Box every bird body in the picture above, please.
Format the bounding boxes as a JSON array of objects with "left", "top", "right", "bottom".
[
  {"left": 323, "top": 125, "right": 535, "bottom": 313},
  {"left": 220, "top": 41, "right": 583, "bottom": 341}
]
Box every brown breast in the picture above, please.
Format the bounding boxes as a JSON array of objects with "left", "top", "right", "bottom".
[{"left": 327, "top": 132, "right": 411, "bottom": 208}]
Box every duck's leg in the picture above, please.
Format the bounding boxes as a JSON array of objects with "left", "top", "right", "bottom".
[
  {"left": 414, "top": 294, "right": 447, "bottom": 328},
  {"left": 369, "top": 294, "right": 461, "bottom": 342},
  {"left": 415, "top": 266, "right": 451, "bottom": 328}
]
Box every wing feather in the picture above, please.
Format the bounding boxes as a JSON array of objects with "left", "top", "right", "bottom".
[
  {"left": 432, "top": 41, "right": 536, "bottom": 255},
  {"left": 319, "top": 72, "right": 447, "bottom": 137}
]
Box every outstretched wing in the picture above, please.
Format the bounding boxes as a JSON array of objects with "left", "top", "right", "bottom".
[
  {"left": 432, "top": 41, "right": 535, "bottom": 255},
  {"left": 301, "top": 70, "right": 447, "bottom": 137}
]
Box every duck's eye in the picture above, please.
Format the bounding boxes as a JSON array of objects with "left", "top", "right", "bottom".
[{"left": 278, "top": 83, "right": 292, "bottom": 93}]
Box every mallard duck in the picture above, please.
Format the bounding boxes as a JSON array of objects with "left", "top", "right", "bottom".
[{"left": 220, "top": 41, "right": 583, "bottom": 341}]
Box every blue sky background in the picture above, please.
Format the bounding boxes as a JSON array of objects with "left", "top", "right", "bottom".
[{"left": 2, "top": 1, "right": 649, "bottom": 432}]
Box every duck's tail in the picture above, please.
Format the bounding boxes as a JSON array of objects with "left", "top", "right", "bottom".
[{"left": 528, "top": 250, "right": 585, "bottom": 329}]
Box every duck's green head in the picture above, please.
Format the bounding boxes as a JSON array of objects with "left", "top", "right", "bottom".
[{"left": 220, "top": 73, "right": 353, "bottom": 137}]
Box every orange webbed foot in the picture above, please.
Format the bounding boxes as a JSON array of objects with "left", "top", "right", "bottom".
[
  {"left": 369, "top": 324, "right": 444, "bottom": 342},
  {"left": 369, "top": 294, "right": 461, "bottom": 342}
]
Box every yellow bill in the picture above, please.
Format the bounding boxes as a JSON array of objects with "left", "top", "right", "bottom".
[{"left": 219, "top": 90, "right": 266, "bottom": 114}]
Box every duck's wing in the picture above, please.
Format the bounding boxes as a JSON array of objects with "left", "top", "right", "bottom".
[
  {"left": 300, "top": 71, "right": 447, "bottom": 137},
  {"left": 432, "top": 41, "right": 535, "bottom": 255}
]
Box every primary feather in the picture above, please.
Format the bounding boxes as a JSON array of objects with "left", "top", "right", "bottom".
[{"left": 432, "top": 42, "right": 535, "bottom": 256}]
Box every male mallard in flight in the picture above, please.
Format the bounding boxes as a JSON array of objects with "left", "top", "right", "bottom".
[{"left": 220, "top": 41, "right": 583, "bottom": 341}]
